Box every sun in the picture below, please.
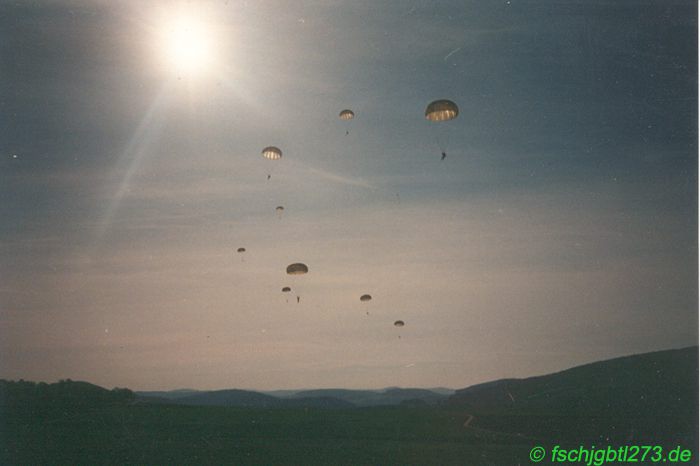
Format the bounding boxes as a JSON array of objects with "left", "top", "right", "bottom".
[{"left": 159, "top": 14, "right": 215, "bottom": 77}]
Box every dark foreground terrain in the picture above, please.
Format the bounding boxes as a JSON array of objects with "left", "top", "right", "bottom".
[{"left": 1, "top": 347, "right": 696, "bottom": 465}]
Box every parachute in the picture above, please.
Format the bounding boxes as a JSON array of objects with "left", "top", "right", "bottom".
[
  {"left": 261, "top": 146, "right": 282, "bottom": 160},
  {"left": 286, "top": 263, "right": 308, "bottom": 303},
  {"left": 281, "top": 286, "right": 292, "bottom": 303},
  {"left": 360, "top": 293, "right": 372, "bottom": 315},
  {"left": 425, "top": 100, "right": 459, "bottom": 160},
  {"left": 286, "top": 263, "right": 308, "bottom": 275},
  {"left": 261, "top": 146, "right": 282, "bottom": 179},
  {"left": 425, "top": 100, "right": 459, "bottom": 121},
  {"left": 339, "top": 109, "right": 354, "bottom": 134},
  {"left": 394, "top": 320, "right": 405, "bottom": 327},
  {"left": 237, "top": 247, "right": 246, "bottom": 253},
  {"left": 276, "top": 206, "right": 284, "bottom": 219}
]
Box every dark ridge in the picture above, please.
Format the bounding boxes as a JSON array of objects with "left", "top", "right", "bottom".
[
  {"left": 0, "top": 379, "right": 134, "bottom": 410},
  {"left": 287, "top": 388, "right": 449, "bottom": 406},
  {"left": 173, "top": 389, "right": 284, "bottom": 408},
  {"left": 449, "top": 346, "right": 698, "bottom": 444},
  {"left": 135, "top": 389, "right": 199, "bottom": 400}
]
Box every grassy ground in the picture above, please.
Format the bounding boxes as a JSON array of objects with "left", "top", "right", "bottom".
[{"left": 1, "top": 404, "right": 532, "bottom": 465}]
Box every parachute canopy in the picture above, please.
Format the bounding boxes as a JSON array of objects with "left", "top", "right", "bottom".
[
  {"left": 276, "top": 206, "right": 284, "bottom": 212},
  {"left": 282, "top": 286, "right": 291, "bottom": 293},
  {"left": 237, "top": 247, "right": 246, "bottom": 253},
  {"left": 261, "top": 146, "right": 282, "bottom": 160},
  {"left": 425, "top": 100, "right": 459, "bottom": 122},
  {"left": 360, "top": 294, "right": 372, "bottom": 302},
  {"left": 339, "top": 109, "right": 355, "bottom": 120},
  {"left": 286, "top": 263, "right": 308, "bottom": 275},
  {"left": 394, "top": 320, "right": 405, "bottom": 327}
]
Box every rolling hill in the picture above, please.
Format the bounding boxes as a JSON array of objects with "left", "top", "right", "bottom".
[
  {"left": 449, "top": 346, "right": 698, "bottom": 444},
  {"left": 283, "top": 388, "right": 448, "bottom": 406},
  {"left": 1, "top": 346, "right": 696, "bottom": 465},
  {"left": 137, "top": 387, "right": 449, "bottom": 408},
  {"left": 137, "top": 388, "right": 356, "bottom": 409}
]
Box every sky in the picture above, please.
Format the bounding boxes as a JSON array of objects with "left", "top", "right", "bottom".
[{"left": 0, "top": 0, "right": 697, "bottom": 391}]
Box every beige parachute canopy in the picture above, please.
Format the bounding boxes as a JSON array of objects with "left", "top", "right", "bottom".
[
  {"left": 286, "top": 263, "right": 308, "bottom": 275},
  {"left": 282, "top": 286, "right": 291, "bottom": 293},
  {"left": 237, "top": 247, "right": 246, "bottom": 253},
  {"left": 425, "top": 100, "right": 459, "bottom": 122},
  {"left": 276, "top": 206, "right": 284, "bottom": 212},
  {"left": 394, "top": 320, "right": 405, "bottom": 327},
  {"left": 339, "top": 109, "right": 355, "bottom": 120},
  {"left": 360, "top": 294, "right": 372, "bottom": 302},
  {"left": 261, "top": 146, "right": 282, "bottom": 160}
]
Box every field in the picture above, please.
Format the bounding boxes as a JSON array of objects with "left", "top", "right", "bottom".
[{"left": 2, "top": 403, "right": 530, "bottom": 465}]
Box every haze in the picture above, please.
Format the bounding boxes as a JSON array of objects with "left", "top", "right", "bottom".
[{"left": 0, "top": 0, "right": 696, "bottom": 391}]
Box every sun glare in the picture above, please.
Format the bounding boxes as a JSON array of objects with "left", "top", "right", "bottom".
[{"left": 160, "top": 15, "right": 215, "bottom": 77}]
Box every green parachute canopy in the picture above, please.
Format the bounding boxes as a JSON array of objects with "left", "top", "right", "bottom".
[
  {"left": 425, "top": 100, "right": 459, "bottom": 122},
  {"left": 286, "top": 263, "right": 308, "bottom": 275}
]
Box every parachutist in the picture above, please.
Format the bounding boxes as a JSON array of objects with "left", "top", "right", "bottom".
[
  {"left": 426, "top": 100, "right": 458, "bottom": 163},
  {"left": 339, "top": 109, "right": 354, "bottom": 136},
  {"left": 297, "top": 296, "right": 300, "bottom": 303},
  {"left": 261, "top": 147, "right": 281, "bottom": 181}
]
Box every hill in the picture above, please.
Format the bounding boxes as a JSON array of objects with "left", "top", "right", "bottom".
[
  {"left": 283, "top": 388, "right": 447, "bottom": 406},
  {"left": 1, "top": 346, "right": 696, "bottom": 465},
  {"left": 174, "top": 389, "right": 283, "bottom": 408},
  {"left": 136, "top": 389, "right": 199, "bottom": 400},
  {"left": 137, "top": 388, "right": 356, "bottom": 409},
  {"left": 137, "top": 387, "right": 448, "bottom": 408},
  {"left": 0, "top": 379, "right": 134, "bottom": 410},
  {"left": 449, "top": 346, "right": 698, "bottom": 444}
]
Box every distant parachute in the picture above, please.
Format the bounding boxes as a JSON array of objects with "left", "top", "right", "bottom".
[
  {"left": 286, "top": 263, "right": 308, "bottom": 303},
  {"left": 261, "top": 146, "right": 282, "bottom": 160},
  {"left": 425, "top": 100, "right": 459, "bottom": 160},
  {"left": 339, "top": 109, "right": 355, "bottom": 134},
  {"left": 286, "top": 263, "right": 308, "bottom": 275},
  {"left": 237, "top": 248, "right": 246, "bottom": 253},
  {"left": 394, "top": 320, "right": 405, "bottom": 327},
  {"left": 261, "top": 146, "right": 282, "bottom": 179},
  {"left": 281, "top": 286, "right": 292, "bottom": 303},
  {"left": 339, "top": 109, "right": 355, "bottom": 120},
  {"left": 276, "top": 205, "right": 285, "bottom": 219},
  {"left": 425, "top": 100, "right": 459, "bottom": 122},
  {"left": 360, "top": 293, "right": 372, "bottom": 315}
]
